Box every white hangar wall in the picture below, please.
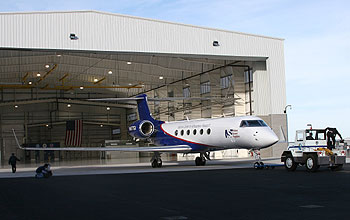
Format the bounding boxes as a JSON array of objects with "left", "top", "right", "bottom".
[{"left": 0, "top": 10, "right": 286, "bottom": 116}]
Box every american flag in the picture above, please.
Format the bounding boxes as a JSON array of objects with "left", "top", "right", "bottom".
[{"left": 65, "top": 120, "right": 83, "bottom": 147}]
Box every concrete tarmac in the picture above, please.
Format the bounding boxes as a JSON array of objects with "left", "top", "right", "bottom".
[
  {"left": 0, "top": 158, "right": 280, "bottom": 178},
  {"left": 0, "top": 160, "right": 350, "bottom": 220}
]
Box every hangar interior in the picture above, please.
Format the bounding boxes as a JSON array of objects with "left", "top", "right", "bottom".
[
  {"left": 0, "top": 49, "right": 268, "bottom": 162},
  {"left": 0, "top": 11, "right": 287, "bottom": 165}
]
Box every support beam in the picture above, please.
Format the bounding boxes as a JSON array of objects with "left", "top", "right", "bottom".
[
  {"left": 27, "top": 120, "right": 120, "bottom": 128},
  {"left": 0, "top": 84, "right": 142, "bottom": 90},
  {"left": 93, "top": 77, "right": 106, "bottom": 84},
  {"left": 41, "top": 84, "right": 49, "bottom": 90},
  {"left": 37, "top": 64, "right": 58, "bottom": 83},
  {"left": 59, "top": 73, "right": 69, "bottom": 82},
  {"left": 22, "top": 72, "right": 29, "bottom": 82},
  {"left": 0, "top": 98, "right": 136, "bottom": 109},
  {"left": 0, "top": 85, "right": 33, "bottom": 89}
]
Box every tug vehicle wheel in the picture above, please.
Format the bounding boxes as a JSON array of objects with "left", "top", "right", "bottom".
[
  {"left": 284, "top": 155, "right": 297, "bottom": 171},
  {"left": 305, "top": 154, "right": 318, "bottom": 172}
]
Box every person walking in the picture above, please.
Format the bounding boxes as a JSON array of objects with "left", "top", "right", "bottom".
[{"left": 8, "top": 153, "right": 20, "bottom": 173}]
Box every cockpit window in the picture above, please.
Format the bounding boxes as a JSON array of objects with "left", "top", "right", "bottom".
[{"left": 240, "top": 120, "right": 268, "bottom": 127}]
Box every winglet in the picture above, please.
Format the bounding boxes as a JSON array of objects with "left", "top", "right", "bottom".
[{"left": 12, "top": 129, "right": 24, "bottom": 149}]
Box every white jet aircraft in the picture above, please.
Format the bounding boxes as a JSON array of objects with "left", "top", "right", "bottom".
[{"left": 13, "top": 94, "right": 279, "bottom": 168}]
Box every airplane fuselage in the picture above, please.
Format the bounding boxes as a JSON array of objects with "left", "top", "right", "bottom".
[{"left": 151, "top": 116, "right": 279, "bottom": 153}]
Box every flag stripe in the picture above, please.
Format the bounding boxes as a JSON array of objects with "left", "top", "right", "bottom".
[{"left": 65, "top": 120, "right": 82, "bottom": 147}]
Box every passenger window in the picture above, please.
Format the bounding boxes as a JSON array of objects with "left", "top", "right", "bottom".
[
  {"left": 193, "top": 129, "right": 197, "bottom": 135},
  {"left": 200, "top": 129, "right": 204, "bottom": 135},
  {"left": 187, "top": 130, "right": 190, "bottom": 135},
  {"left": 175, "top": 130, "right": 178, "bottom": 136},
  {"left": 207, "top": 128, "right": 211, "bottom": 135},
  {"left": 181, "top": 130, "right": 184, "bottom": 136}
]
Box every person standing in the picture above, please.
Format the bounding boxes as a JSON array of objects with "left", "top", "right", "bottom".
[
  {"left": 8, "top": 153, "right": 20, "bottom": 173},
  {"left": 325, "top": 127, "right": 343, "bottom": 149}
]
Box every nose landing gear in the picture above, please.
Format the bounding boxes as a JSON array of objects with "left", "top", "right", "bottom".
[{"left": 252, "top": 150, "right": 265, "bottom": 170}]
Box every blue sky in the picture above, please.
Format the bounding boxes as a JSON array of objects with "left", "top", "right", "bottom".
[{"left": 2, "top": 0, "right": 350, "bottom": 140}]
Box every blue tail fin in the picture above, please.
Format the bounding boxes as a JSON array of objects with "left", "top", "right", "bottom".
[{"left": 136, "top": 94, "right": 154, "bottom": 121}]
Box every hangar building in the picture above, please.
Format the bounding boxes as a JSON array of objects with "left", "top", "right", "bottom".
[{"left": 0, "top": 11, "right": 287, "bottom": 164}]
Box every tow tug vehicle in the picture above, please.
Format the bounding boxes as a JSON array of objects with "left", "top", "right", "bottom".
[{"left": 281, "top": 128, "right": 346, "bottom": 172}]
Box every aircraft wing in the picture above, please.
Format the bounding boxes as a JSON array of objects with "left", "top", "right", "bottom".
[
  {"left": 17, "top": 146, "right": 192, "bottom": 153},
  {"left": 12, "top": 129, "right": 192, "bottom": 153}
]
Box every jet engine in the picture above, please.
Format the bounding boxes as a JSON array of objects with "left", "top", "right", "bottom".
[{"left": 128, "top": 120, "right": 155, "bottom": 139}]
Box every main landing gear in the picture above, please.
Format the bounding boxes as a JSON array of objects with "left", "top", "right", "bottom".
[
  {"left": 151, "top": 152, "right": 162, "bottom": 168},
  {"left": 195, "top": 152, "right": 210, "bottom": 166}
]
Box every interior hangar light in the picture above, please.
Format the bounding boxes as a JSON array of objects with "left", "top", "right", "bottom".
[
  {"left": 127, "top": 61, "right": 132, "bottom": 65},
  {"left": 159, "top": 76, "right": 164, "bottom": 80},
  {"left": 108, "top": 70, "right": 113, "bottom": 74},
  {"left": 37, "top": 73, "right": 41, "bottom": 77},
  {"left": 80, "top": 86, "right": 84, "bottom": 90},
  {"left": 45, "top": 64, "right": 50, "bottom": 68}
]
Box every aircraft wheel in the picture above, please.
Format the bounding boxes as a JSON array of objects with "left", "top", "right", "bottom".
[
  {"left": 151, "top": 160, "right": 158, "bottom": 168},
  {"left": 284, "top": 155, "right": 297, "bottom": 171},
  {"left": 157, "top": 159, "right": 163, "bottom": 168},
  {"left": 201, "top": 159, "right": 206, "bottom": 166},
  {"left": 195, "top": 157, "right": 201, "bottom": 166},
  {"left": 305, "top": 154, "right": 318, "bottom": 172},
  {"left": 254, "top": 162, "right": 260, "bottom": 170},
  {"left": 259, "top": 162, "right": 264, "bottom": 169}
]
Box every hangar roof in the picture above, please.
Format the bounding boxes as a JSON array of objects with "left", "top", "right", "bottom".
[
  {"left": 0, "top": 10, "right": 283, "bottom": 58},
  {"left": 0, "top": 10, "right": 284, "bottom": 41}
]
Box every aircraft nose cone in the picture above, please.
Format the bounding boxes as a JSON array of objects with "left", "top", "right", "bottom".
[
  {"left": 257, "top": 129, "right": 279, "bottom": 148},
  {"left": 267, "top": 132, "right": 279, "bottom": 146}
]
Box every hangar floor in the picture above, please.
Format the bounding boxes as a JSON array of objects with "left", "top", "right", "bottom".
[
  {"left": 1, "top": 162, "right": 350, "bottom": 220},
  {"left": 0, "top": 157, "right": 280, "bottom": 178}
]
